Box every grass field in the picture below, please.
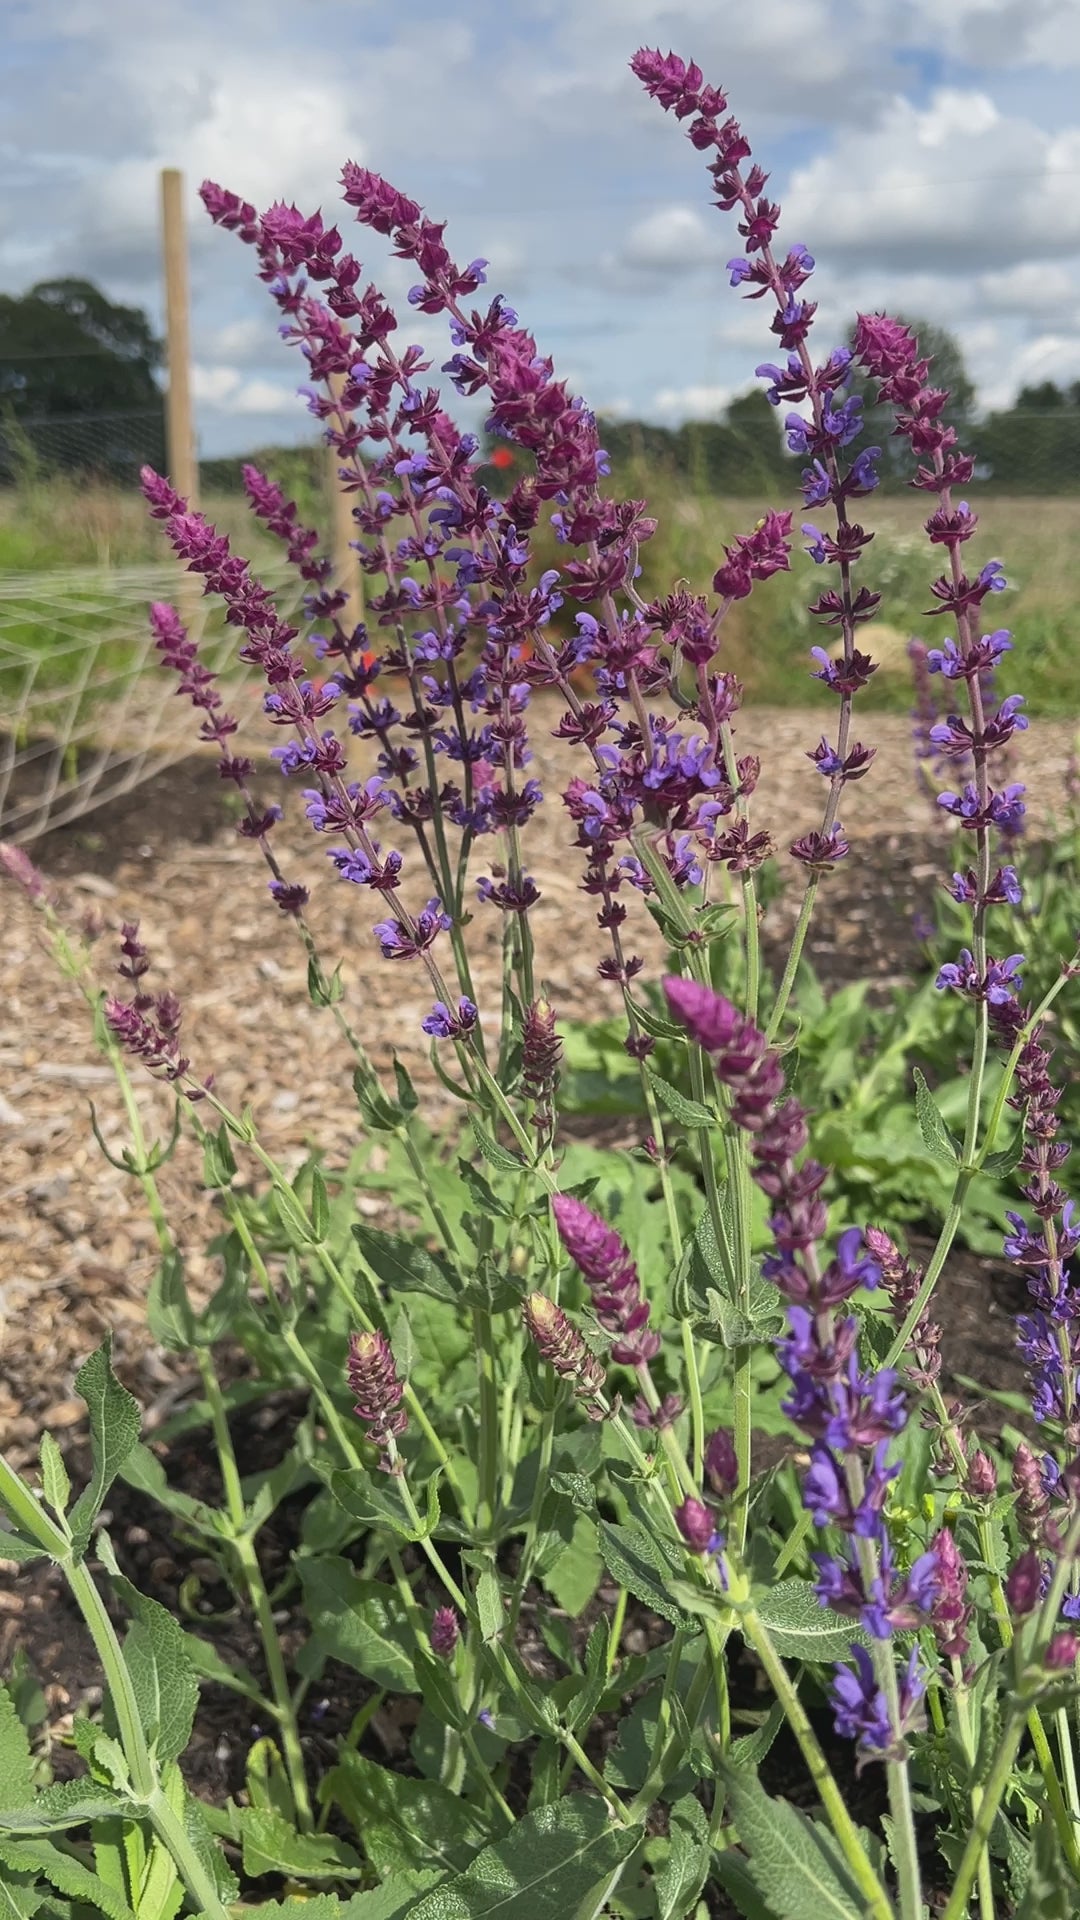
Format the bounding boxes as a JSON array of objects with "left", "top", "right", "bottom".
[{"left": 1, "top": 465, "right": 1077, "bottom": 720}]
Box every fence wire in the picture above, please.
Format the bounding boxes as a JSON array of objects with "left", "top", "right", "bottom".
[{"left": 0, "top": 562, "right": 304, "bottom": 845}]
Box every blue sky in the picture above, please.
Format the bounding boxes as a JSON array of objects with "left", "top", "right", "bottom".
[{"left": 4, "top": 0, "right": 1080, "bottom": 456}]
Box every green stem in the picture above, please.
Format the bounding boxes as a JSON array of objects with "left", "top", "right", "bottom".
[
  {"left": 739, "top": 1601, "right": 896, "bottom": 1920},
  {"left": 196, "top": 1351, "right": 313, "bottom": 1833},
  {"left": 472, "top": 1306, "right": 500, "bottom": 1541},
  {"left": 940, "top": 1716, "right": 1026, "bottom": 1920}
]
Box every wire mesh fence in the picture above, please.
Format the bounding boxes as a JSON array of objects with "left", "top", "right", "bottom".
[
  {"left": 0, "top": 561, "right": 303, "bottom": 845},
  {"left": 0, "top": 409, "right": 166, "bottom": 487}
]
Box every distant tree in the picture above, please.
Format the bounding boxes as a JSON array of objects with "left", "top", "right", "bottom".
[
  {"left": 0, "top": 278, "right": 165, "bottom": 481},
  {"left": 599, "top": 387, "right": 793, "bottom": 496},
  {"left": 844, "top": 316, "right": 976, "bottom": 487},
  {"left": 972, "top": 380, "right": 1080, "bottom": 493}
]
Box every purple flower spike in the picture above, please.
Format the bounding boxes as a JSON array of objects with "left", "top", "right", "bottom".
[
  {"left": 346, "top": 1329, "right": 408, "bottom": 1471},
  {"left": 551, "top": 1193, "right": 660, "bottom": 1366}
]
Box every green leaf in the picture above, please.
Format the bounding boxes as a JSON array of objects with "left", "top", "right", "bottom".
[
  {"left": 913, "top": 1068, "right": 962, "bottom": 1168},
  {"left": 201, "top": 1122, "right": 238, "bottom": 1189},
  {"left": 353, "top": 1066, "right": 405, "bottom": 1132},
  {"left": 341, "top": 1880, "right": 445, "bottom": 1920},
  {"left": 145, "top": 1250, "right": 197, "bottom": 1353},
  {"left": 0, "top": 1781, "right": 132, "bottom": 1835},
  {"left": 653, "top": 1794, "right": 709, "bottom": 1920},
  {"left": 66, "top": 1341, "right": 141, "bottom": 1556},
  {"left": 0, "top": 1871, "right": 44, "bottom": 1920},
  {"left": 0, "top": 1529, "right": 46, "bottom": 1567},
  {"left": 0, "top": 1683, "right": 34, "bottom": 1809},
  {"left": 310, "top": 1166, "right": 331, "bottom": 1242},
  {"left": 672, "top": 1204, "right": 734, "bottom": 1316},
  {"left": 323, "top": 1749, "right": 491, "bottom": 1877},
  {"left": 235, "top": 1807, "right": 364, "bottom": 1881},
  {"left": 0, "top": 1839, "right": 135, "bottom": 1920},
  {"left": 320, "top": 1464, "right": 428, "bottom": 1541},
  {"left": 113, "top": 1580, "right": 198, "bottom": 1765},
  {"left": 393, "top": 1057, "right": 420, "bottom": 1115},
  {"left": 720, "top": 1765, "right": 867, "bottom": 1919},
  {"left": 469, "top": 1116, "right": 524, "bottom": 1174},
  {"left": 563, "top": 1618, "right": 609, "bottom": 1736},
  {"left": 406, "top": 1792, "right": 642, "bottom": 1918},
  {"left": 37, "top": 1436, "right": 69, "bottom": 1524},
  {"left": 644, "top": 1069, "right": 714, "bottom": 1130},
  {"left": 180, "top": 1782, "right": 238, "bottom": 1904},
  {"left": 298, "top": 1557, "right": 418, "bottom": 1692},
  {"left": 352, "top": 1224, "right": 460, "bottom": 1304},
  {"left": 751, "top": 1581, "right": 868, "bottom": 1665},
  {"left": 1015, "top": 1811, "right": 1078, "bottom": 1919},
  {"left": 542, "top": 1514, "right": 603, "bottom": 1617},
  {"left": 475, "top": 1568, "right": 504, "bottom": 1645},
  {"left": 596, "top": 1521, "right": 696, "bottom": 1631}
]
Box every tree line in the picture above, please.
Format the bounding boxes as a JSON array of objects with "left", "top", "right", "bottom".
[{"left": 2, "top": 279, "right": 1078, "bottom": 494}]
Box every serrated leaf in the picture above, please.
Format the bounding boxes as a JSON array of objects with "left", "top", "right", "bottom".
[
  {"left": 751, "top": 1581, "right": 868, "bottom": 1664},
  {"left": 181, "top": 1782, "right": 238, "bottom": 1904},
  {"left": 654, "top": 1793, "right": 710, "bottom": 1920},
  {"left": 67, "top": 1341, "right": 141, "bottom": 1556},
  {"left": 596, "top": 1521, "right": 696, "bottom": 1631},
  {"left": 0, "top": 1683, "right": 34, "bottom": 1808},
  {"left": 352, "top": 1224, "right": 459, "bottom": 1303},
  {"left": 0, "top": 1872, "right": 44, "bottom": 1920},
  {"left": 407, "top": 1792, "right": 642, "bottom": 1918},
  {"left": 0, "top": 1838, "right": 136, "bottom": 1920},
  {"left": 392, "top": 1057, "right": 419, "bottom": 1115},
  {"left": 469, "top": 1116, "right": 524, "bottom": 1174},
  {"left": 0, "top": 1529, "right": 46, "bottom": 1567},
  {"left": 1014, "top": 1811, "right": 1078, "bottom": 1919},
  {"left": 913, "top": 1067, "right": 962, "bottom": 1167},
  {"left": 235, "top": 1806, "right": 364, "bottom": 1880},
  {"left": 298, "top": 1557, "right": 418, "bottom": 1692},
  {"left": 644, "top": 1069, "right": 714, "bottom": 1129},
  {"left": 0, "top": 1781, "right": 132, "bottom": 1835},
  {"left": 319, "top": 1463, "right": 427, "bottom": 1540},
  {"left": 323, "top": 1749, "right": 491, "bottom": 1878},
  {"left": 111, "top": 1580, "right": 198, "bottom": 1765},
  {"left": 721, "top": 1765, "right": 868, "bottom": 1919}
]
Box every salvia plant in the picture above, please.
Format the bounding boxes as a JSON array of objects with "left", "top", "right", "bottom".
[{"left": 4, "top": 44, "right": 1080, "bottom": 1920}]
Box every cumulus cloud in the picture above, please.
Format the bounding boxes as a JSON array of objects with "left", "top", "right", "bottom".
[
  {"left": 785, "top": 89, "right": 1080, "bottom": 271},
  {"left": 614, "top": 206, "right": 714, "bottom": 275}
]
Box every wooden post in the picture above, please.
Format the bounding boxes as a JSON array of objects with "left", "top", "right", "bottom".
[
  {"left": 326, "top": 373, "right": 363, "bottom": 631},
  {"left": 160, "top": 168, "right": 198, "bottom": 507}
]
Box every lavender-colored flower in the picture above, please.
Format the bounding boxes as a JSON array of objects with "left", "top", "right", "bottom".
[
  {"left": 830, "top": 1644, "right": 926, "bottom": 1768},
  {"left": 373, "top": 899, "right": 451, "bottom": 960},
  {"left": 422, "top": 997, "right": 478, "bottom": 1040},
  {"left": 704, "top": 1428, "right": 738, "bottom": 1497},
  {"left": 346, "top": 1329, "right": 408, "bottom": 1470}
]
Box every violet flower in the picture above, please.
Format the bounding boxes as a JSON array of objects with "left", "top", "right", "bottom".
[{"left": 346, "top": 1329, "right": 408, "bottom": 1470}]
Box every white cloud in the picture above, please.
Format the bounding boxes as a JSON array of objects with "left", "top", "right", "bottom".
[
  {"left": 192, "top": 363, "right": 296, "bottom": 414},
  {"left": 651, "top": 383, "right": 736, "bottom": 420},
  {"left": 785, "top": 88, "right": 1080, "bottom": 270},
  {"left": 617, "top": 205, "right": 713, "bottom": 274}
]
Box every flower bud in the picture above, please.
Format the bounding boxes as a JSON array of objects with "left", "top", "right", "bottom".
[
  {"left": 1046, "top": 1630, "right": 1079, "bottom": 1671},
  {"left": 430, "top": 1606, "right": 460, "bottom": 1659},
  {"left": 1004, "top": 1548, "right": 1042, "bottom": 1618},
  {"left": 674, "top": 1497, "right": 717, "bottom": 1554},
  {"left": 704, "top": 1428, "right": 738, "bottom": 1497}
]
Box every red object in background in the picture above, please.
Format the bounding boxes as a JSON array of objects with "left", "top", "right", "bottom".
[{"left": 489, "top": 446, "right": 514, "bottom": 469}]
